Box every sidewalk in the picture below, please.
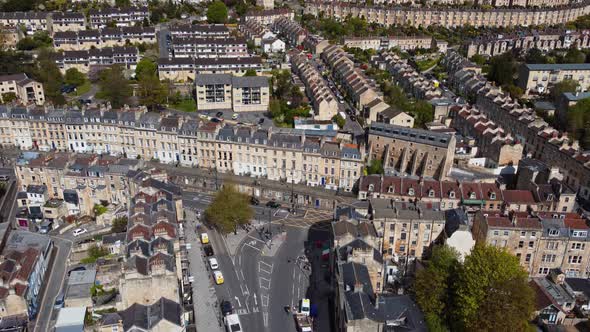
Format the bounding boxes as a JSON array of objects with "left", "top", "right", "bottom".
[{"left": 185, "top": 210, "right": 223, "bottom": 332}]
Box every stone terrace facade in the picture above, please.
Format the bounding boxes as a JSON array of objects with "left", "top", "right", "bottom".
[
  {"left": 305, "top": 1, "right": 590, "bottom": 28},
  {"left": 1, "top": 106, "right": 363, "bottom": 192}
]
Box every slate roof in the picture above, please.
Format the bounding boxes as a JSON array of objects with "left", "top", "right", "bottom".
[{"left": 118, "top": 297, "right": 182, "bottom": 330}]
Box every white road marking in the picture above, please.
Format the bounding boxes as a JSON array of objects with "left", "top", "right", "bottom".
[
  {"left": 259, "top": 277, "right": 271, "bottom": 289},
  {"left": 243, "top": 242, "right": 261, "bottom": 252},
  {"left": 236, "top": 308, "right": 248, "bottom": 315},
  {"left": 261, "top": 294, "right": 269, "bottom": 307},
  {"left": 240, "top": 269, "right": 245, "bottom": 280},
  {"left": 234, "top": 296, "right": 241, "bottom": 307},
  {"left": 263, "top": 312, "right": 268, "bottom": 327},
  {"left": 254, "top": 293, "right": 258, "bottom": 306}
]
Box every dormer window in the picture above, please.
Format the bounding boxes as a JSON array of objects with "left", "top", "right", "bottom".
[
  {"left": 408, "top": 188, "right": 415, "bottom": 196},
  {"left": 428, "top": 189, "right": 435, "bottom": 198},
  {"left": 449, "top": 191, "right": 455, "bottom": 199},
  {"left": 547, "top": 193, "right": 554, "bottom": 201},
  {"left": 469, "top": 192, "right": 476, "bottom": 200},
  {"left": 368, "top": 184, "right": 374, "bottom": 192},
  {"left": 548, "top": 229, "right": 559, "bottom": 236},
  {"left": 489, "top": 192, "right": 496, "bottom": 200},
  {"left": 572, "top": 230, "right": 588, "bottom": 238},
  {"left": 388, "top": 186, "right": 394, "bottom": 193}
]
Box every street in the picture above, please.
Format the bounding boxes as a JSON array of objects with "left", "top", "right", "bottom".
[{"left": 183, "top": 190, "right": 331, "bottom": 332}]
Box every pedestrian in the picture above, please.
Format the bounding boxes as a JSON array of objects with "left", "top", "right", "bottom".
[{"left": 284, "top": 306, "right": 291, "bottom": 314}]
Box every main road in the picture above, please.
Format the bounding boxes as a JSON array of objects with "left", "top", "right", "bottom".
[{"left": 183, "top": 190, "right": 326, "bottom": 332}]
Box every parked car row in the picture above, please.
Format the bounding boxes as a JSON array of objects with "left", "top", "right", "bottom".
[{"left": 200, "top": 231, "right": 224, "bottom": 285}]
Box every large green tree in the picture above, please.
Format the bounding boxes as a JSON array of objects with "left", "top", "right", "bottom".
[
  {"left": 35, "top": 49, "right": 65, "bottom": 105},
  {"left": 204, "top": 185, "right": 254, "bottom": 234},
  {"left": 64, "top": 68, "right": 86, "bottom": 87},
  {"left": 563, "top": 47, "right": 587, "bottom": 64},
  {"left": 451, "top": 245, "right": 533, "bottom": 331},
  {"left": 487, "top": 53, "right": 516, "bottom": 86},
  {"left": 206, "top": 0, "right": 228, "bottom": 24},
  {"left": 97, "top": 65, "right": 131, "bottom": 108},
  {"left": 414, "top": 245, "right": 459, "bottom": 320},
  {"left": 135, "top": 58, "right": 158, "bottom": 80},
  {"left": 137, "top": 73, "right": 167, "bottom": 110}
]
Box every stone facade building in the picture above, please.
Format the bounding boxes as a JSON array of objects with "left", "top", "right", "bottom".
[
  {"left": 0, "top": 74, "right": 45, "bottom": 106},
  {"left": 367, "top": 122, "right": 456, "bottom": 180}
]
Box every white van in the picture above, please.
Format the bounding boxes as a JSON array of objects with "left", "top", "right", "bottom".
[
  {"left": 208, "top": 258, "right": 219, "bottom": 270},
  {"left": 224, "top": 314, "right": 242, "bottom": 332},
  {"left": 300, "top": 298, "right": 311, "bottom": 316}
]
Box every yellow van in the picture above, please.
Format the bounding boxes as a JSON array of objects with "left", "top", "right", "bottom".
[
  {"left": 200, "top": 233, "right": 209, "bottom": 244},
  {"left": 214, "top": 271, "right": 224, "bottom": 285}
]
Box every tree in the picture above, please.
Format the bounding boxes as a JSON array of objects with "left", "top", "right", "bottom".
[
  {"left": 34, "top": 49, "right": 65, "bottom": 105},
  {"left": 97, "top": 65, "right": 131, "bottom": 108},
  {"left": 332, "top": 114, "right": 346, "bottom": 128},
  {"left": 1, "top": 92, "right": 17, "bottom": 103},
  {"left": 64, "top": 68, "right": 86, "bottom": 87},
  {"left": 451, "top": 245, "right": 533, "bottom": 331},
  {"left": 414, "top": 245, "right": 460, "bottom": 320},
  {"left": 487, "top": 53, "right": 516, "bottom": 86},
  {"left": 469, "top": 54, "right": 486, "bottom": 66},
  {"left": 207, "top": 0, "right": 228, "bottom": 24},
  {"left": 551, "top": 79, "right": 579, "bottom": 102},
  {"left": 244, "top": 69, "right": 257, "bottom": 77},
  {"left": 137, "top": 72, "right": 167, "bottom": 110},
  {"left": 366, "top": 159, "right": 383, "bottom": 175},
  {"left": 111, "top": 216, "right": 128, "bottom": 233},
  {"left": 135, "top": 58, "right": 157, "bottom": 80},
  {"left": 563, "top": 47, "right": 586, "bottom": 64},
  {"left": 204, "top": 185, "right": 254, "bottom": 234},
  {"left": 525, "top": 48, "right": 547, "bottom": 64},
  {"left": 503, "top": 84, "right": 524, "bottom": 99}
]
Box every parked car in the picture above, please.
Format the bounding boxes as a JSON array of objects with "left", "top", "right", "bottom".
[
  {"left": 232, "top": 113, "right": 238, "bottom": 120},
  {"left": 203, "top": 245, "right": 214, "bottom": 256},
  {"left": 221, "top": 300, "right": 233, "bottom": 316},
  {"left": 258, "top": 118, "right": 265, "bottom": 125},
  {"left": 0, "top": 175, "right": 10, "bottom": 181},
  {"left": 266, "top": 200, "right": 281, "bottom": 209},
  {"left": 250, "top": 197, "right": 260, "bottom": 205},
  {"left": 209, "top": 258, "right": 219, "bottom": 270},
  {"left": 216, "top": 111, "right": 224, "bottom": 118},
  {"left": 54, "top": 291, "right": 65, "bottom": 309},
  {"left": 39, "top": 221, "right": 53, "bottom": 234},
  {"left": 200, "top": 232, "right": 209, "bottom": 244},
  {"left": 72, "top": 228, "right": 87, "bottom": 237},
  {"left": 60, "top": 84, "right": 76, "bottom": 94},
  {"left": 213, "top": 271, "right": 224, "bottom": 285},
  {"left": 300, "top": 298, "right": 311, "bottom": 316}
]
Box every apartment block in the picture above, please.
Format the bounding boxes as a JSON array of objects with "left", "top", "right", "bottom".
[
  {"left": 0, "top": 74, "right": 45, "bottom": 105},
  {"left": 305, "top": 1, "right": 590, "bottom": 28},
  {"left": 329, "top": 0, "right": 569, "bottom": 6},
  {"left": 367, "top": 122, "right": 455, "bottom": 180},
  {"left": 519, "top": 63, "right": 590, "bottom": 95},
  {"left": 370, "top": 199, "right": 446, "bottom": 259},
  {"left": 343, "top": 35, "right": 433, "bottom": 51},
  {"left": 55, "top": 46, "right": 140, "bottom": 74},
  {"left": 157, "top": 57, "right": 263, "bottom": 82},
  {"left": 244, "top": 8, "right": 294, "bottom": 26},
  {"left": 194, "top": 74, "right": 269, "bottom": 112},
  {"left": 88, "top": 6, "right": 149, "bottom": 29},
  {"left": 53, "top": 27, "right": 156, "bottom": 51},
  {"left": 169, "top": 24, "right": 229, "bottom": 39},
  {"left": 0, "top": 12, "right": 48, "bottom": 35},
  {"left": 290, "top": 52, "right": 338, "bottom": 121},
  {"left": 170, "top": 36, "right": 249, "bottom": 58},
  {"left": 49, "top": 12, "right": 85, "bottom": 33},
  {"left": 271, "top": 17, "right": 307, "bottom": 46}
]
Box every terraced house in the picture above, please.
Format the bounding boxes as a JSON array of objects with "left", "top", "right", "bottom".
[
  {"left": 1, "top": 106, "right": 363, "bottom": 192},
  {"left": 53, "top": 27, "right": 156, "bottom": 51}
]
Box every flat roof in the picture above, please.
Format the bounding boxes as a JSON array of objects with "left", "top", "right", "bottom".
[
  {"left": 525, "top": 63, "right": 590, "bottom": 71},
  {"left": 55, "top": 307, "right": 86, "bottom": 329}
]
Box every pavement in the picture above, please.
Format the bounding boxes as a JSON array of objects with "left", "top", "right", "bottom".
[
  {"left": 184, "top": 209, "right": 224, "bottom": 332},
  {"left": 33, "top": 237, "right": 73, "bottom": 332},
  {"left": 157, "top": 25, "right": 171, "bottom": 58}
]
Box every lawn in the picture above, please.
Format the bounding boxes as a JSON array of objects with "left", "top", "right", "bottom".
[
  {"left": 68, "top": 81, "right": 92, "bottom": 97},
  {"left": 416, "top": 56, "right": 442, "bottom": 72},
  {"left": 169, "top": 98, "right": 196, "bottom": 112}
]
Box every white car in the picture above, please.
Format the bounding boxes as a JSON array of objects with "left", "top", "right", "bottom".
[
  {"left": 72, "top": 228, "right": 88, "bottom": 237},
  {"left": 232, "top": 113, "right": 239, "bottom": 120},
  {"left": 209, "top": 258, "right": 219, "bottom": 270}
]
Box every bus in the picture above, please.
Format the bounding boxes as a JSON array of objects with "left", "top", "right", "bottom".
[{"left": 224, "top": 314, "right": 242, "bottom": 332}]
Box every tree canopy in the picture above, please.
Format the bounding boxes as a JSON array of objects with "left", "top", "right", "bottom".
[
  {"left": 207, "top": 1, "right": 228, "bottom": 24},
  {"left": 487, "top": 52, "right": 516, "bottom": 86},
  {"left": 204, "top": 185, "right": 254, "bottom": 234},
  {"left": 551, "top": 79, "right": 579, "bottom": 102},
  {"left": 64, "top": 68, "right": 86, "bottom": 87},
  {"left": 414, "top": 245, "right": 534, "bottom": 332},
  {"left": 97, "top": 65, "right": 131, "bottom": 108}
]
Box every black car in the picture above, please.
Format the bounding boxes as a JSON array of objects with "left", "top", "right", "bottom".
[
  {"left": 61, "top": 85, "right": 76, "bottom": 94},
  {"left": 258, "top": 118, "right": 265, "bottom": 125},
  {"left": 250, "top": 197, "right": 260, "bottom": 205},
  {"left": 216, "top": 111, "right": 224, "bottom": 118},
  {"left": 350, "top": 115, "right": 357, "bottom": 121},
  {"left": 203, "top": 244, "right": 214, "bottom": 256},
  {"left": 266, "top": 201, "right": 281, "bottom": 209},
  {"left": 220, "top": 300, "right": 233, "bottom": 316},
  {"left": 210, "top": 117, "right": 221, "bottom": 123}
]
